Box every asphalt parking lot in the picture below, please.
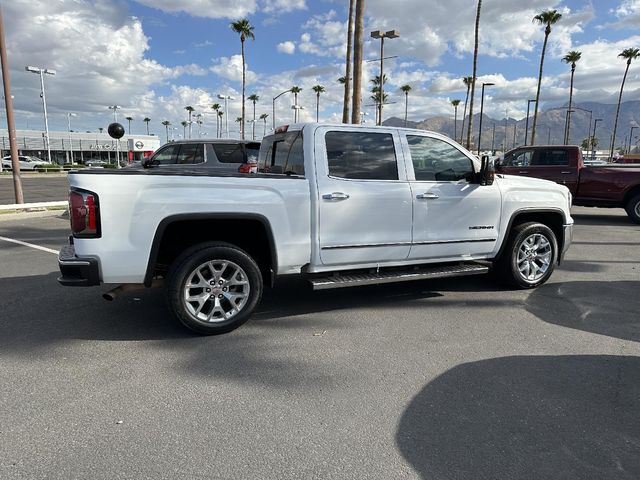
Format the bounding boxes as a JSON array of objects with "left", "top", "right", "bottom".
[{"left": 0, "top": 207, "right": 639, "bottom": 479}]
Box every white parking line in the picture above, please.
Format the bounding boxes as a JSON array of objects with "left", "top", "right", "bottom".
[{"left": 0, "top": 235, "right": 58, "bottom": 255}]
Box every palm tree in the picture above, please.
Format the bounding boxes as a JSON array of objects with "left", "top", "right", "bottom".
[
  {"left": 235, "top": 116, "right": 243, "bottom": 135},
  {"left": 184, "top": 106, "right": 195, "bottom": 139},
  {"left": 248, "top": 93, "right": 259, "bottom": 140},
  {"left": 143, "top": 117, "right": 151, "bottom": 135},
  {"left": 259, "top": 113, "right": 269, "bottom": 137},
  {"left": 351, "top": 0, "right": 365, "bottom": 124},
  {"left": 611, "top": 48, "right": 640, "bottom": 159},
  {"left": 460, "top": 76, "right": 473, "bottom": 143},
  {"left": 343, "top": 0, "right": 355, "bottom": 123},
  {"left": 218, "top": 110, "right": 224, "bottom": 135},
  {"left": 370, "top": 75, "right": 387, "bottom": 125},
  {"left": 125, "top": 116, "right": 133, "bottom": 134},
  {"left": 561, "top": 51, "right": 581, "bottom": 144},
  {"left": 98, "top": 127, "right": 104, "bottom": 134},
  {"left": 530, "top": 9, "right": 562, "bottom": 145},
  {"left": 466, "top": 0, "right": 483, "bottom": 150},
  {"left": 400, "top": 85, "right": 412, "bottom": 127},
  {"left": 290, "top": 86, "right": 302, "bottom": 122},
  {"left": 180, "top": 121, "right": 188, "bottom": 138},
  {"left": 230, "top": 18, "right": 255, "bottom": 140},
  {"left": 211, "top": 103, "right": 221, "bottom": 138},
  {"left": 161, "top": 120, "right": 171, "bottom": 143},
  {"left": 312, "top": 85, "right": 325, "bottom": 122},
  {"left": 338, "top": 76, "right": 347, "bottom": 85},
  {"left": 451, "top": 99, "right": 461, "bottom": 141}
]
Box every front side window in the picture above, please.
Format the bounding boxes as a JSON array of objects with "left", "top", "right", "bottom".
[
  {"left": 407, "top": 135, "right": 474, "bottom": 181},
  {"left": 326, "top": 131, "right": 398, "bottom": 180},
  {"left": 150, "top": 144, "right": 180, "bottom": 165},
  {"left": 503, "top": 149, "right": 533, "bottom": 167}
]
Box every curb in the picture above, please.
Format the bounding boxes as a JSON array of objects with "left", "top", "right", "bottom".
[{"left": 0, "top": 201, "right": 68, "bottom": 221}]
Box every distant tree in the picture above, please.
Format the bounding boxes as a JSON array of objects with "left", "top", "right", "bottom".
[
  {"left": 290, "top": 86, "right": 303, "bottom": 122},
  {"left": 562, "top": 51, "right": 582, "bottom": 144},
  {"left": 259, "top": 113, "right": 269, "bottom": 137},
  {"left": 530, "top": 9, "right": 562, "bottom": 145},
  {"left": 125, "top": 116, "right": 133, "bottom": 134},
  {"left": 231, "top": 18, "right": 255, "bottom": 139},
  {"left": 161, "top": 120, "right": 171, "bottom": 143},
  {"left": 248, "top": 93, "right": 260, "bottom": 139},
  {"left": 610, "top": 48, "right": 640, "bottom": 160},
  {"left": 211, "top": 103, "right": 221, "bottom": 138},
  {"left": 143, "top": 117, "right": 151, "bottom": 135},
  {"left": 465, "top": 0, "right": 483, "bottom": 150},
  {"left": 184, "top": 106, "right": 195, "bottom": 139},
  {"left": 401, "top": 85, "right": 412, "bottom": 127},
  {"left": 180, "top": 120, "right": 188, "bottom": 138},
  {"left": 460, "top": 76, "right": 473, "bottom": 143},
  {"left": 451, "top": 99, "right": 461, "bottom": 141},
  {"left": 217, "top": 110, "right": 224, "bottom": 137},
  {"left": 312, "top": 85, "right": 325, "bottom": 122}
]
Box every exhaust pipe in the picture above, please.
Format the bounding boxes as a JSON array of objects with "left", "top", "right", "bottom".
[{"left": 102, "top": 279, "right": 163, "bottom": 301}]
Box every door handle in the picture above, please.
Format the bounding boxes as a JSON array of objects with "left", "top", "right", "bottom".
[
  {"left": 518, "top": 170, "right": 530, "bottom": 174},
  {"left": 560, "top": 171, "right": 572, "bottom": 174},
  {"left": 322, "top": 192, "right": 350, "bottom": 201},
  {"left": 416, "top": 193, "right": 439, "bottom": 200}
]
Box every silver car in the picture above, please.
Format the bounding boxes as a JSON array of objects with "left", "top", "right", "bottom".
[{"left": 1, "top": 155, "right": 52, "bottom": 171}]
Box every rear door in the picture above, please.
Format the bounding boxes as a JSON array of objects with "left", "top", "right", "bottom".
[
  {"left": 499, "top": 148, "right": 578, "bottom": 194},
  {"left": 314, "top": 127, "right": 413, "bottom": 267}
]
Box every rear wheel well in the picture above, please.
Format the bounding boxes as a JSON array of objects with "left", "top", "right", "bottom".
[
  {"left": 498, "top": 211, "right": 565, "bottom": 261},
  {"left": 148, "top": 217, "right": 275, "bottom": 285}
]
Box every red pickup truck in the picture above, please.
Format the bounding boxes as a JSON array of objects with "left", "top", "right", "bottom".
[{"left": 496, "top": 145, "right": 640, "bottom": 223}]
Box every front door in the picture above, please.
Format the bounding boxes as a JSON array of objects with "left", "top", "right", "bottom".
[
  {"left": 499, "top": 148, "right": 579, "bottom": 194},
  {"left": 315, "top": 127, "right": 413, "bottom": 267},
  {"left": 402, "top": 134, "right": 502, "bottom": 261}
]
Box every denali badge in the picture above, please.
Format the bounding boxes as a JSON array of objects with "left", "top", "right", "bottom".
[{"left": 469, "top": 225, "right": 495, "bottom": 230}]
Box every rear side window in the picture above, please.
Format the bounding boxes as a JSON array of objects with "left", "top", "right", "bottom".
[
  {"left": 533, "top": 149, "right": 569, "bottom": 166},
  {"left": 176, "top": 144, "right": 204, "bottom": 164},
  {"left": 326, "top": 131, "right": 398, "bottom": 180},
  {"left": 245, "top": 144, "right": 260, "bottom": 163},
  {"left": 210, "top": 143, "right": 245, "bottom": 164},
  {"left": 258, "top": 131, "right": 304, "bottom": 175}
]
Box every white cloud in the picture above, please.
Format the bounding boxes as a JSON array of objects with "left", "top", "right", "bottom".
[
  {"left": 210, "top": 55, "right": 260, "bottom": 84},
  {"left": 262, "top": 0, "right": 307, "bottom": 14},
  {"left": 133, "top": 0, "right": 258, "bottom": 19},
  {"left": 605, "top": 0, "right": 640, "bottom": 28},
  {"left": 277, "top": 41, "right": 296, "bottom": 55}
]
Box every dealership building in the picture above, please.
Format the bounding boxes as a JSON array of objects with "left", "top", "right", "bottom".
[{"left": 0, "top": 129, "right": 161, "bottom": 165}]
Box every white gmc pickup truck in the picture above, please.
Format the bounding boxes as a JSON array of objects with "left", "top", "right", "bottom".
[{"left": 59, "top": 123, "right": 573, "bottom": 334}]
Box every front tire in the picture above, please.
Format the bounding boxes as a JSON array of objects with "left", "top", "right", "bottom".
[
  {"left": 167, "top": 242, "right": 263, "bottom": 335},
  {"left": 625, "top": 194, "right": 640, "bottom": 224},
  {"left": 496, "top": 222, "right": 558, "bottom": 289}
]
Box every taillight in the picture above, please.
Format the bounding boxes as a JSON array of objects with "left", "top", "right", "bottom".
[
  {"left": 69, "top": 189, "right": 101, "bottom": 238},
  {"left": 238, "top": 163, "right": 257, "bottom": 174}
]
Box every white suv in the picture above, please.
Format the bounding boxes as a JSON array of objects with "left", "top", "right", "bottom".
[{"left": 1, "top": 155, "right": 52, "bottom": 171}]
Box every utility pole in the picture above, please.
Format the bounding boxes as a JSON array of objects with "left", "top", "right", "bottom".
[{"left": 0, "top": 6, "right": 23, "bottom": 203}]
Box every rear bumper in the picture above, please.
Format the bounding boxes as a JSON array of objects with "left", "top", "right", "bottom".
[
  {"left": 57, "top": 244, "right": 101, "bottom": 286},
  {"left": 560, "top": 223, "right": 573, "bottom": 262}
]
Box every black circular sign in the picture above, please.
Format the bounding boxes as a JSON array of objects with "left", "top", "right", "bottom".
[
  {"left": 107, "top": 122, "right": 125, "bottom": 139},
  {"left": 135, "top": 141, "right": 144, "bottom": 149}
]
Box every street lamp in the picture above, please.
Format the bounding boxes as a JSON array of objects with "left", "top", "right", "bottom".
[
  {"left": 370, "top": 29, "right": 400, "bottom": 126},
  {"left": 592, "top": 118, "right": 603, "bottom": 159},
  {"left": 272, "top": 88, "right": 292, "bottom": 129},
  {"left": 566, "top": 106, "right": 592, "bottom": 145},
  {"left": 217, "top": 94, "right": 234, "bottom": 138},
  {"left": 524, "top": 99, "right": 536, "bottom": 145},
  {"left": 628, "top": 125, "right": 638, "bottom": 154},
  {"left": 107, "top": 105, "right": 121, "bottom": 122},
  {"left": 291, "top": 104, "right": 304, "bottom": 123},
  {"left": 67, "top": 112, "right": 77, "bottom": 164},
  {"left": 25, "top": 65, "right": 56, "bottom": 164},
  {"left": 477, "top": 82, "right": 494, "bottom": 155}
]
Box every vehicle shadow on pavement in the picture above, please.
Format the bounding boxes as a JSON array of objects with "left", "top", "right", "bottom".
[
  {"left": 525, "top": 281, "right": 640, "bottom": 343},
  {"left": 572, "top": 212, "right": 635, "bottom": 226},
  {"left": 397, "top": 355, "right": 640, "bottom": 480}
]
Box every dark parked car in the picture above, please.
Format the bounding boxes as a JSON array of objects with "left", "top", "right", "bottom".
[{"left": 141, "top": 139, "right": 260, "bottom": 173}]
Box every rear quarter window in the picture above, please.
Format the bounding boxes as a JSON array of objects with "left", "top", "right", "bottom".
[{"left": 258, "top": 131, "right": 304, "bottom": 176}]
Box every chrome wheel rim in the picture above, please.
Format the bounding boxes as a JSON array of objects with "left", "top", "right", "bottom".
[
  {"left": 183, "top": 260, "right": 250, "bottom": 323},
  {"left": 635, "top": 200, "right": 640, "bottom": 218},
  {"left": 516, "top": 233, "right": 552, "bottom": 282}
]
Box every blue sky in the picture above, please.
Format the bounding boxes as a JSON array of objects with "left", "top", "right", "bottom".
[{"left": 2, "top": 0, "right": 640, "bottom": 136}]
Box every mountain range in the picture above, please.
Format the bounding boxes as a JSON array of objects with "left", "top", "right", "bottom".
[{"left": 382, "top": 100, "right": 640, "bottom": 152}]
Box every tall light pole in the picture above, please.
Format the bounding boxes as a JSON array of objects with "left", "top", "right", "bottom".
[
  {"left": 491, "top": 123, "right": 496, "bottom": 154},
  {"left": 524, "top": 99, "right": 536, "bottom": 145},
  {"left": 217, "top": 94, "right": 234, "bottom": 138},
  {"left": 592, "top": 118, "right": 603, "bottom": 160},
  {"left": 291, "top": 104, "right": 304, "bottom": 123},
  {"left": 272, "top": 88, "right": 292, "bottom": 130},
  {"left": 25, "top": 65, "right": 55, "bottom": 164},
  {"left": 67, "top": 112, "right": 77, "bottom": 164},
  {"left": 628, "top": 125, "right": 638, "bottom": 154},
  {"left": 477, "top": 82, "right": 494, "bottom": 155},
  {"left": 370, "top": 29, "right": 399, "bottom": 126},
  {"left": 107, "top": 105, "right": 121, "bottom": 122}
]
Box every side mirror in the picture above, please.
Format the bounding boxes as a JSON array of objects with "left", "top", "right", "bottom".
[
  {"left": 479, "top": 155, "right": 495, "bottom": 186},
  {"left": 142, "top": 158, "right": 150, "bottom": 168}
]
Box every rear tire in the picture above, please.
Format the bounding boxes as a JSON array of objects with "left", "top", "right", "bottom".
[
  {"left": 625, "top": 194, "right": 640, "bottom": 224},
  {"left": 167, "top": 242, "right": 263, "bottom": 335},
  {"left": 496, "top": 222, "right": 558, "bottom": 289}
]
